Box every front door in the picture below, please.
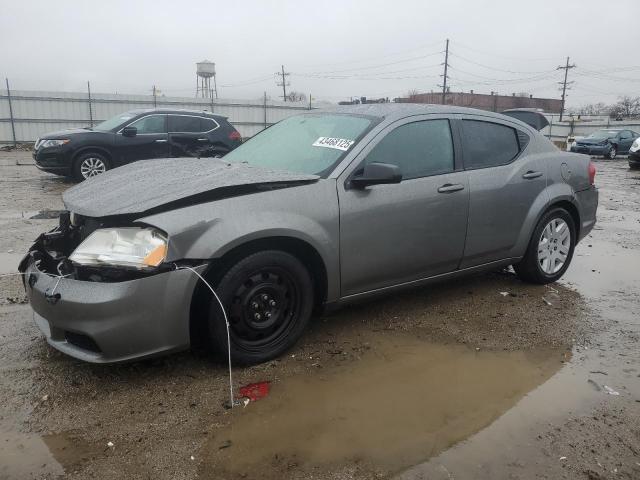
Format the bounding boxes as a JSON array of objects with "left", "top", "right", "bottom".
[
  {"left": 618, "top": 130, "right": 635, "bottom": 153},
  {"left": 115, "top": 114, "right": 169, "bottom": 164},
  {"left": 338, "top": 117, "right": 469, "bottom": 297},
  {"left": 459, "top": 116, "right": 548, "bottom": 268}
]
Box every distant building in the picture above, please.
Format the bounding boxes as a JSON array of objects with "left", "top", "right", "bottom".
[{"left": 394, "top": 91, "right": 562, "bottom": 114}]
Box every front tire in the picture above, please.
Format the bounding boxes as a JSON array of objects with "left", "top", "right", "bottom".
[
  {"left": 606, "top": 144, "right": 617, "bottom": 160},
  {"left": 207, "top": 250, "right": 314, "bottom": 365},
  {"left": 72, "top": 152, "right": 110, "bottom": 182},
  {"left": 514, "top": 208, "right": 576, "bottom": 284}
]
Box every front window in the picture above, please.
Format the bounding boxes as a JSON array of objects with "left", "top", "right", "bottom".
[
  {"left": 224, "top": 114, "right": 375, "bottom": 176},
  {"left": 588, "top": 130, "right": 618, "bottom": 140},
  {"left": 93, "top": 112, "right": 138, "bottom": 131},
  {"left": 128, "top": 115, "right": 167, "bottom": 134}
]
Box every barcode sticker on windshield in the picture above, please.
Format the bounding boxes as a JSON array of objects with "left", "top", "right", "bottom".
[{"left": 312, "top": 137, "right": 355, "bottom": 151}]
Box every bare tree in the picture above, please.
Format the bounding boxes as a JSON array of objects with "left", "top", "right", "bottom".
[
  {"left": 570, "top": 102, "right": 608, "bottom": 116},
  {"left": 609, "top": 96, "right": 640, "bottom": 118},
  {"left": 286, "top": 91, "right": 307, "bottom": 102},
  {"left": 406, "top": 89, "right": 420, "bottom": 100}
]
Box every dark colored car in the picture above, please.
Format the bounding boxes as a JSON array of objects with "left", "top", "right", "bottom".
[
  {"left": 570, "top": 128, "right": 639, "bottom": 159},
  {"left": 33, "top": 109, "right": 242, "bottom": 181}
]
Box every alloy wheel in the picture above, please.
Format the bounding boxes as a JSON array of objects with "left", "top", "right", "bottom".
[
  {"left": 537, "top": 218, "right": 571, "bottom": 274},
  {"left": 80, "top": 157, "right": 106, "bottom": 178}
]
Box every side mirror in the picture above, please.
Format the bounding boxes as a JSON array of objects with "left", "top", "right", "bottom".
[
  {"left": 350, "top": 162, "right": 402, "bottom": 189},
  {"left": 122, "top": 126, "right": 137, "bottom": 137}
]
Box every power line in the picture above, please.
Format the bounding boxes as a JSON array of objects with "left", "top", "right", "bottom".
[
  {"left": 301, "top": 50, "right": 443, "bottom": 75},
  {"left": 451, "top": 40, "right": 559, "bottom": 62},
  {"left": 276, "top": 65, "right": 290, "bottom": 102},
  {"left": 557, "top": 56, "right": 576, "bottom": 121},
  {"left": 294, "top": 39, "right": 444, "bottom": 70},
  {"left": 450, "top": 52, "right": 556, "bottom": 75}
]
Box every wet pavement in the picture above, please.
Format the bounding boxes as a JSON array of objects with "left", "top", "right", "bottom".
[{"left": 0, "top": 154, "right": 638, "bottom": 480}]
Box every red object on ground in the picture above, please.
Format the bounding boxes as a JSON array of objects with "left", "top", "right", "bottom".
[{"left": 238, "top": 381, "right": 270, "bottom": 402}]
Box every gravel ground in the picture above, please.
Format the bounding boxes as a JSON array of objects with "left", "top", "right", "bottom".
[{"left": 0, "top": 153, "right": 638, "bottom": 480}]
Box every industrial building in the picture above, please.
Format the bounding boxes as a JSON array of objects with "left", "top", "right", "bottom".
[{"left": 395, "top": 91, "right": 563, "bottom": 113}]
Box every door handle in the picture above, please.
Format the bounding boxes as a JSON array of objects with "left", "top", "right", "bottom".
[
  {"left": 155, "top": 139, "right": 168, "bottom": 143},
  {"left": 197, "top": 138, "right": 209, "bottom": 142},
  {"left": 522, "top": 171, "right": 543, "bottom": 179},
  {"left": 437, "top": 183, "right": 465, "bottom": 193}
]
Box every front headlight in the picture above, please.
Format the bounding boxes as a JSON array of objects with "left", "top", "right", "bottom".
[
  {"left": 631, "top": 139, "right": 640, "bottom": 153},
  {"left": 69, "top": 228, "right": 168, "bottom": 269},
  {"left": 40, "top": 139, "right": 70, "bottom": 148}
]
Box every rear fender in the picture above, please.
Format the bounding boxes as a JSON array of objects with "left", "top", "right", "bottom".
[{"left": 510, "top": 183, "right": 576, "bottom": 258}]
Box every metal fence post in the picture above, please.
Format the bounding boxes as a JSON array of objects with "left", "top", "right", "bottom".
[
  {"left": 309, "top": 93, "right": 312, "bottom": 110},
  {"left": 5, "top": 78, "right": 17, "bottom": 147},
  {"left": 263, "top": 92, "right": 267, "bottom": 130},
  {"left": 87, "top": 81, "right": 93, "bottom": 127}
]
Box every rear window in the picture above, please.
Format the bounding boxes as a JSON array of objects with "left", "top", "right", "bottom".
[
  {"left": 462, "top": 120, "right": 520, "bottom": 169},
  {"left": 169, "top": 115, "right": 201, "bottom": 133}
]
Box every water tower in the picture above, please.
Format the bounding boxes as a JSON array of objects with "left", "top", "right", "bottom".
[{"left": 196, "top": 60, "right": 217, "bottom": 99}]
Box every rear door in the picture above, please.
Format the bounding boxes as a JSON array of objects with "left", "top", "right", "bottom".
[
  {"left": 115, "top": 114, "right": 169, "bottom": 164},
  {"left": 338, "top": 116, "right": 469, "bottom": 296},
  {"left": 459, "top": 116, "right": 547, "bottom": 268},
  {"left": 168, "top": 115, "right": 213, "bottom": 157}
]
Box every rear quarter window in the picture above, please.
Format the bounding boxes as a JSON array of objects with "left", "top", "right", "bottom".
[
  {"left": 462, "top": 120, "right": 521, "bottom": 169},
  {"left": 201, "top": 118, "right": 219, "bottom": 132}
]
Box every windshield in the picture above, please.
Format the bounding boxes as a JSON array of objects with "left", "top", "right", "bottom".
[
  {"left": 223, "top": 113, "right": 374, "bottom": 176},
  {"left": 587, "top": 130, "right": 618, "bottom": 140},
  {"left": 93, "top": 112, "right": 138, "bottom": 131}
]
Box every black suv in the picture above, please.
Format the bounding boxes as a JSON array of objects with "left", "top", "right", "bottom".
[{"left": 33, "top": 109, "right": 242, "bottom": 181}]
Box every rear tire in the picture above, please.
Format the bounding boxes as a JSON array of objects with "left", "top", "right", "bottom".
[
  {"left": 72, "top": 152, "right": 110, "bottom": 182},
  {"left": 206, "top": 250, "right": 314, "bottom": 365},
  {"left": 514, "top": 208, "right": 576, "bottom": 284}
]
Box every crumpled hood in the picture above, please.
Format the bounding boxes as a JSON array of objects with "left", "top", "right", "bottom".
[{"left": 63, "top": 158, "right": 319, "bottom": 217}]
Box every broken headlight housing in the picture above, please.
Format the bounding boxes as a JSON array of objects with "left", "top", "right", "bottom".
[{"left": 69, "top": 227, "right": 168, "bottom": 270}]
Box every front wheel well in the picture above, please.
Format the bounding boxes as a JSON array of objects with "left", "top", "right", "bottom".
[{"left": 188, "top": 236, "right": 328, "bottom": 348}]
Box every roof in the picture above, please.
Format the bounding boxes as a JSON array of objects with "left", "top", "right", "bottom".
[
  {"left": 316, "top": 103, "right": 517, "bottom": 122},
  {"left": 126, "top": 108, "right": 227, "bottom": 119}
]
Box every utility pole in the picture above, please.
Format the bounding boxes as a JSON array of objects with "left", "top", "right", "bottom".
[
  {"left": 557, "top": 56, "right": 576, "bottom": 122},
  {"left": 438, "top": 39, "right": 450, "bottom": 105},
  {"left": 276, "top": 65, "right": 290, "bottom": 102},
  {"left": 152, "top": 85, "right": 157, "bottom": 108},
  {"left": 87, "top": 81, "right": 93, "bottom": 127}
]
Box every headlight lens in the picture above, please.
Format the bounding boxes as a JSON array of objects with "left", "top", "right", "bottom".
[
  {"left": 40, "top": 139, "right": 70, "bottom": 148},
  {"left": 631, "top": 139, "right": 640, "bottom": 153},
  {"left": 69, "top": 228, "right": 168, "bottom": 269}
]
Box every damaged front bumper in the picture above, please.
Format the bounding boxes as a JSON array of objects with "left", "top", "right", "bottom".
[{"left": 19, "top": 213, "right": 206, "bottom": 363}]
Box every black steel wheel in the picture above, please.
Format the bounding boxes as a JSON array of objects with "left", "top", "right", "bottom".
[{"left": 207, "top": 250, "right": 314, "bottom": 365}]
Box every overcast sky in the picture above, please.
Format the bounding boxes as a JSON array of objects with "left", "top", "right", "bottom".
[{"left": 1, "top": 0, "right": 638, "bottom": 107}]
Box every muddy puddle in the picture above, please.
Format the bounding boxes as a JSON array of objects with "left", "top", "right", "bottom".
[{"left": 199, "top": 335, "right": 567, "bottom": 479}]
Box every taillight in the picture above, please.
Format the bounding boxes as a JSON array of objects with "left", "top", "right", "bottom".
[
  {"left": 588, "top": 161, "right": 596, "bottom": 185},
  {"left": 228, "top": 130, "right": 242, "bottom": 141}
]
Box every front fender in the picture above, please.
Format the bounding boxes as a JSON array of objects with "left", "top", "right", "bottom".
[{"left": 138, "top": 181, "right": 340, "bottom": 300}]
